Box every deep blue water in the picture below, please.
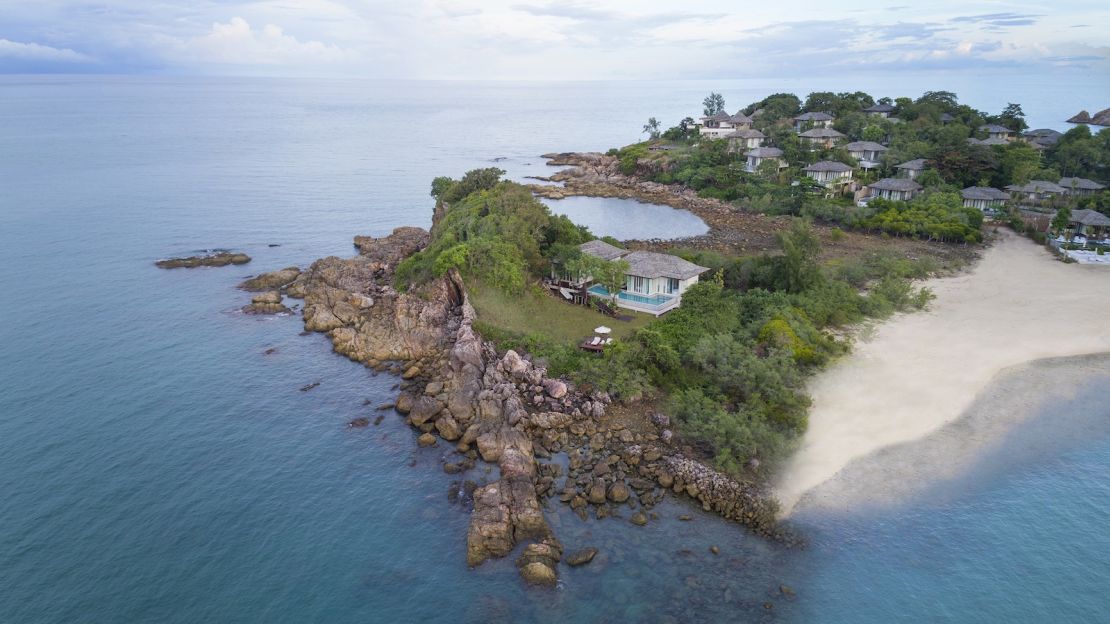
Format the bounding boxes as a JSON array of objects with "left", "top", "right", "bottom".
[{"left": 2, "top": 76, "right": 1109, "bottom": 623}]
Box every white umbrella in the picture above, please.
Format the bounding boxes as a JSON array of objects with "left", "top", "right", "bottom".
[{"left": 594, "top": 326, "right": 612, "bottom": 335}]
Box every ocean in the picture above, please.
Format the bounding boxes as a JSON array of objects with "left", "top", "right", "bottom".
[{"left": 1, "top": 75, "right": 1108, "bottom": 623}]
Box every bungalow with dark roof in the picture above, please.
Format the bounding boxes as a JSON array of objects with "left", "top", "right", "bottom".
[
  {"left": 793, "top": 111, "right": 835, "bottom": 132},
  {"left": 862, "top": 103, "right": 895, "bottom": 118},
  {"left": 869, "top": 177, "right": 922, "bottom": 201},
  {"left": 698, "top": 109, "right": 754, "bottom": 139},
  {"left": 1006, "top": 180, "right": 1068, "bottom": 205},
  {"left": 576, "top": 240, "right": 709, "bottom": 315},
  {"left": 961, "top": 186, "right": 1009, "bottom": 211},
  {"left": 844, "top": 141, "right": 888, "bottom": 169},
  {"left": 725, "top": 128, "right": 766, "bottom": 152},
  {"left": 798, "top": 127, "right": 845, "bottom": 149},
  {"left": 978, "top": 124, "right": 1015, "bottom": 142},
  {"left": 940, "top": 113, "right": 955, "bottom": 123},
  {"left": 895, "top": 158, "right": 928, "bottom": 180},
  {"left": 1058, "top": 177, "right": 1106, "bottom": 196},
  {"left": 744, "top": 147, "right": 786, "bottom": 173},
  {"left": 804, "top": 161, "right": 853, "bottom": 185},
  {"left": 1067, "top": 209, "right": 1110, "bottom": 242}
]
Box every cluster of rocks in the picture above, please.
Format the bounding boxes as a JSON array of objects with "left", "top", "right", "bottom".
[
  {"left": 279, "top": 225, "right": 789, "bottom": 587},
  {"left": 241, "top": 290, "right": 290, "bottom": 315},
  {"left": 533, "top": 152, "right": 792, "bottom": 255},
  {"left": 237, "top": 266, "right": 302, "bottom": 315},
  {"left": 155, "top": 251, "right": 250, "bottom": 269}
]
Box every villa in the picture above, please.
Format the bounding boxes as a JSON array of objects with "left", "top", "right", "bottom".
[
  {"left": 862, "top": 103, "right": 895, "bottom": 118},
  {"left": 978, "top": 124, "right": 1015, "bottom": 142},
  {"left": 869, "top": 177, "right": 922, "bottom": 201},
  {"left": 940, "top": 113, "right": 955, "bottom": 123},
  {"left": 961, "top": 186, "right": 1009, "bottom": 211},
  {"left": 1067, "top": 209, "right": 1110, "bottom": 242},
  {"left": 577, "top": 240, "right": 709, "bottom": 316},
  {"left": 804, "top": 161, "right": 853, "bottom": 185},
  {"left": 1058, "top": 177, "right": 1106, "bottom": 196},
  {"left": 798, "top": 127, "right": 846, "bottom": 149},
  {"left": 699, "top": 109, "right": 754, "bottom": 139},
  {"left": 844, "top": 141, "right": 888, "bottom": 169},
  {"left": 793, "top": 112, "right": 835, "bottom": 132},
  {"left": 745, "top": 147, "right": 786, "bottom": 172},
  {"left": 1006, "top": 180, "right": 1068, "bottom": 205},
  {"left": 895, "top": 158, "right": 927, "bottom": 180},
  {"left": 726, "top": 128, "right": 766, "bottom": 152}
]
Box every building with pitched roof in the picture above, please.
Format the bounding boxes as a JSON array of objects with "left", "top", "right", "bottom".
[
  {"left": 869, "top": 177, "right": 922, "bottom": 201},
  {"left": 844, "top": 141, "right": 888, "bottom": 169},
  {"left": 575, "top": 241, "right": 709, "bottom": 315},
  {"left": 803, "top": 160, "right": 854, "bottom": 185}
]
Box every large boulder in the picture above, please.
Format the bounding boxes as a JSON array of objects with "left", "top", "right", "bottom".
[
  {"left": 242, "top": 291, "right": 290, "bottom": 315},
  {"left": 408, "top": 396, "right": 444, "bottom": 426},
  {"left": 542, "top": 379, "right": 567, "bottom": 399},
  {"left": 155, "top": 252, "right": 250, "bottom": 269},
  {"left": 238, "top": 266, "right": 301, "bottom": 291},
  {"left": 607, "top": 481, "right": 631, "bottom": 503}
]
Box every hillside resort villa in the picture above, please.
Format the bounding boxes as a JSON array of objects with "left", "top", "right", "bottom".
[{"left": 550, "top": 240, "right": 709, "bottom": 316}]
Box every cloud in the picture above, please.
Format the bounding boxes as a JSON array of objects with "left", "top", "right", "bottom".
[
  {"left": 0, "top": 38, "right": 93, "bottom": 63},
  {"left": 161, "top": 16, "right": 354, "bottom": 66},
  {"left": 950, "top": 13, "right": 1040, "bottom": 28}
]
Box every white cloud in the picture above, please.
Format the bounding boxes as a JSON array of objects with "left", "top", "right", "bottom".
[
  {"left": 162, "top": 16, "right": 354, "bottom": 66},
  {"left": 0, "top": 38, "right": 93, "bottom": 63}
]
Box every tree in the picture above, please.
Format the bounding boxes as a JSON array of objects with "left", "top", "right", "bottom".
[
  {"left": 1051, "top": 205, "right": 1072, "bottom": 237},
  {"left": 643, "top": 117, "right": 661, "bottom": 139},
  {"left": 776, "top": 218, "right": 823, "bottom": 293},
  {"left": 916, "top": 91, "right": 958, "bottom": 110},
  {"left": 703, "top": 92, "right": 725, "bottom": 117},
  {"left": 997, "top": 103, "right": 1028, "bottom": 133},
  {"left": 594, "top": 258, "right": 629, "bottom": 305}
]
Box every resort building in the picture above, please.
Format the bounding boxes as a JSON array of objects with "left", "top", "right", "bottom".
[
  {"left": 961, "top": 186, "right": 1009, "bottom": 211},
  {"left": 1067, "top": 209, "right": 1110, "bottom": 242},
  {"left": 803, "top": 161, "right": 854, "bottom": 185},
  {"left": 577, "top": 240, "right": 709, "bottom": 316},
  {"left": 967, "top": 137, "right": 1010, "bottom": 147},
  {"left": 744, "top": 147, "right": 786, "bottom": 173},
  {"left": 1058, "top": 177, "right": 1106, "bottom": 196},
  {"left": 798, "top": 127, "right": 846, "bottom": 149},
  {"left": 726, "top": 128, "right": 766, "bottom": 152},
  {"left": 978, "top": 124, "right": 1015, "bottom": 142},
  {"left": 940, "top": 112, "right": 956, "bottom": 123},
  {"left": 844, "top": 141, "right": 888, "bottom": 169},
  {"left": 793, "top": 112, "right": 835, "bottom": 132},
  {"left": 1006, "top": 180, "right": 1068, "bottom": 205},
  {"left": 1024, "top": 129, "right": 1062, "bottom": 150},
  {"left": 862, "top": 103, "right": 895, "bottom": 118},
  {"left": 699, "top": 110, "right": 754, "bottom": 139},
  {"left": 869, "top": 177, "right": 922, "bottom": 201},
  {"left": 895, "top": 158, "right": 928, "bottom": 180}
]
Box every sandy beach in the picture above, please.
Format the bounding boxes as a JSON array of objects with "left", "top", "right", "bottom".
[{"left": 776, "top": 230, "right": 1110, "bottom": 514}]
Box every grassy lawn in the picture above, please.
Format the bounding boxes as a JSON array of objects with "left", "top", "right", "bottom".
[{"left": 468, "top": 280, "right": 655, "bottom": 346}]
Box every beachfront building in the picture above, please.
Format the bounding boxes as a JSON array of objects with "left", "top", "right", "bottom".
[
  {"left": 869, "top": 177, "right": 922, "bottom": 201},
  {"left": 967, "top": 137, "right": 1010, "bottom": 147},
  {"left": 1006, "top": 180, "right": 1068, "bottom": 205},
  {"left": 862, "top": 103, "right": 895, "bottom": 118},
  {"left": 1066, "top": 209, "right": 1110, "bottom": 243},
  {"left": 804, "top": 161, "right": 854, "bottom": 186},
  {"left": 793, "top": 112, "right": 835, "bottom": 132},
  {"left": 577, "top": 240, "right": 709, "bottom": 316},
  {"left": 844, "top": 141, "right": 888, "bottom": 170},
  {"left": 979, "top": 124, "right": 1016, "bottom": 142},
  {"left": 745, "top": 147, "right": 786, "bottom": 173},
  {"left": 895, "top": 158, "right": 928, "bottom": 180},
  {"left": 699, "top": 110, "right": 754, "bottom": 139},
  {"left": 799, "top": 127, "right": 846, "bottom": 149},
  {"left": 1058, "top": 177, "right": 1106, "bottom": 196},
  {"left": 726, "top": 128, "right": 766, "bottom": 152},
  {"left": 961, "top": 186, "right": 1009, "bottom": 211}
]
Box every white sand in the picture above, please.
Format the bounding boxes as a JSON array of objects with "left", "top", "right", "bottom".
[{"left": 775, "top": 230, "right": 1110, "bottom": 514}]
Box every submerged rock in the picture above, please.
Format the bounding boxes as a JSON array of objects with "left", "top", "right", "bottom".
[
  {"left": 242, "top": 290, "right": 290, "bottom": 315},
  {"left": 239, "top": 266, "right": 301, "bottom": 291},
  {"left": 565, "top": 547, "right": 598, "bottom": 566},
  {"left": 156, "top": 251, "right": 250, "bottom": 268}
]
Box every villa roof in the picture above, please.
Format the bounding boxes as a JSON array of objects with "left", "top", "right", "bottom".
[
  {"left": 725, "top": 128, "right": 765, "bottom": 139},
  {"left": 968, "top": 137, "right": 1009, "bottom": 146},
  {"left": 844, "top": 141, "right": 888, "bottom": 152},
  {"left": 940, "top": 113, "right": 955, "bottom": 122},
  {"left": 961, "top": 186, "right": 1009, "bottom": 201},
  {"left": 896, "top": 158, "right": 928, "bottom": 170},
  {"left": 794, "top": 112, "right": 835, "bottom": 122},
  {"left": 979, "top": 124, "right": 1014, "bottom": 134},
  {"left": 804, "top": 160, "right": 853, "bottom": 173},
  {"left": 708, "top": 111, "right": 732, "bottom": 122},
  {"left": 745, "top": 147, "right": 784, "bottom": 158},
  {"left": 871, "top": 178, "right": 922, "bottom": 192},
  {"left": 729, "top": 111, "right": 754, "bottom": 124},
  {"left": 798, "top": 127, "right": 846, "bottom": 139},
  {"left": 1059, "top": 177, "right": 1105, "bottom": 191},
  {"left": 622, "top": 250, "right": 709, "bottom": 281},
  {"left": 579, "top": 239, "right": 626, "bottom": 261},
  {"left": 863, "top": 103, "right": 895, "bottom": 113},
  {"left": 1025, "top": 128, "right": 1062, "bottom": 139},
  {"left": 1071, "top": 209, "right": 1110, "bottom": 227},
  {"left": 1006, "top": 180, "right": 1067, "bottom": 194}
]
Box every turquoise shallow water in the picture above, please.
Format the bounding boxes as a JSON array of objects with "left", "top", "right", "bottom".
[{"left": 1, "top": 76, "right": 1109, "bottom": 623}]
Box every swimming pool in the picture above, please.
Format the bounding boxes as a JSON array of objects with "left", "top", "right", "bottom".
[{"left": 588, "top": 285, "right": 675, "bottom": 309}]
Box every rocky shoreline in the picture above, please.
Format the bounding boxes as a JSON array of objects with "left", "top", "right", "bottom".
[
  {"left": 242, "top": 223, "right": 791, "bottom": 587},
  {"left": 155, "top": 251, "right": 251, "bottom": 269}
]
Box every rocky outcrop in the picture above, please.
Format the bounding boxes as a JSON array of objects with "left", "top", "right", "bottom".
[
  {"left": 239, "top": 266, "right": 301, "bottom": 291},
  {"left": 241, "top": 290, "right": 290, "bottom": 315},
  {"left": 156, "top": 251, "right": 250, "bottom": 268},
  {"left": 353, "top": 226, "right": 430, "bottom": 264}
]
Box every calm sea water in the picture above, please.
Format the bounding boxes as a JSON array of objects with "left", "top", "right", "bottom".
[{"left": 1, "top": 76, "right": 1109, "bottom": 623}]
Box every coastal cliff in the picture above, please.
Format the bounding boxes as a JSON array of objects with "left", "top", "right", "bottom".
[{"left": 250, "top": 224, "right": 786, "bottom": 586}]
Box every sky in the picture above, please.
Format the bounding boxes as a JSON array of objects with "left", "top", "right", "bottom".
[{"left": 0, "top": 1, "right": 1107, "bottom": 79}]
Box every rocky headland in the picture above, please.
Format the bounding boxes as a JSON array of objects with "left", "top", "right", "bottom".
[
  {"left": 156, "top": 251, "right": 251, "bottom": 269},
  {"left": 248, "top": 221, "right": 789, "bottom": 587}
]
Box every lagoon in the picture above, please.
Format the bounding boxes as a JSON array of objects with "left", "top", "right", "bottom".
[{"left": 541, "top": 196, "right": 709, "bottom": 241}]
